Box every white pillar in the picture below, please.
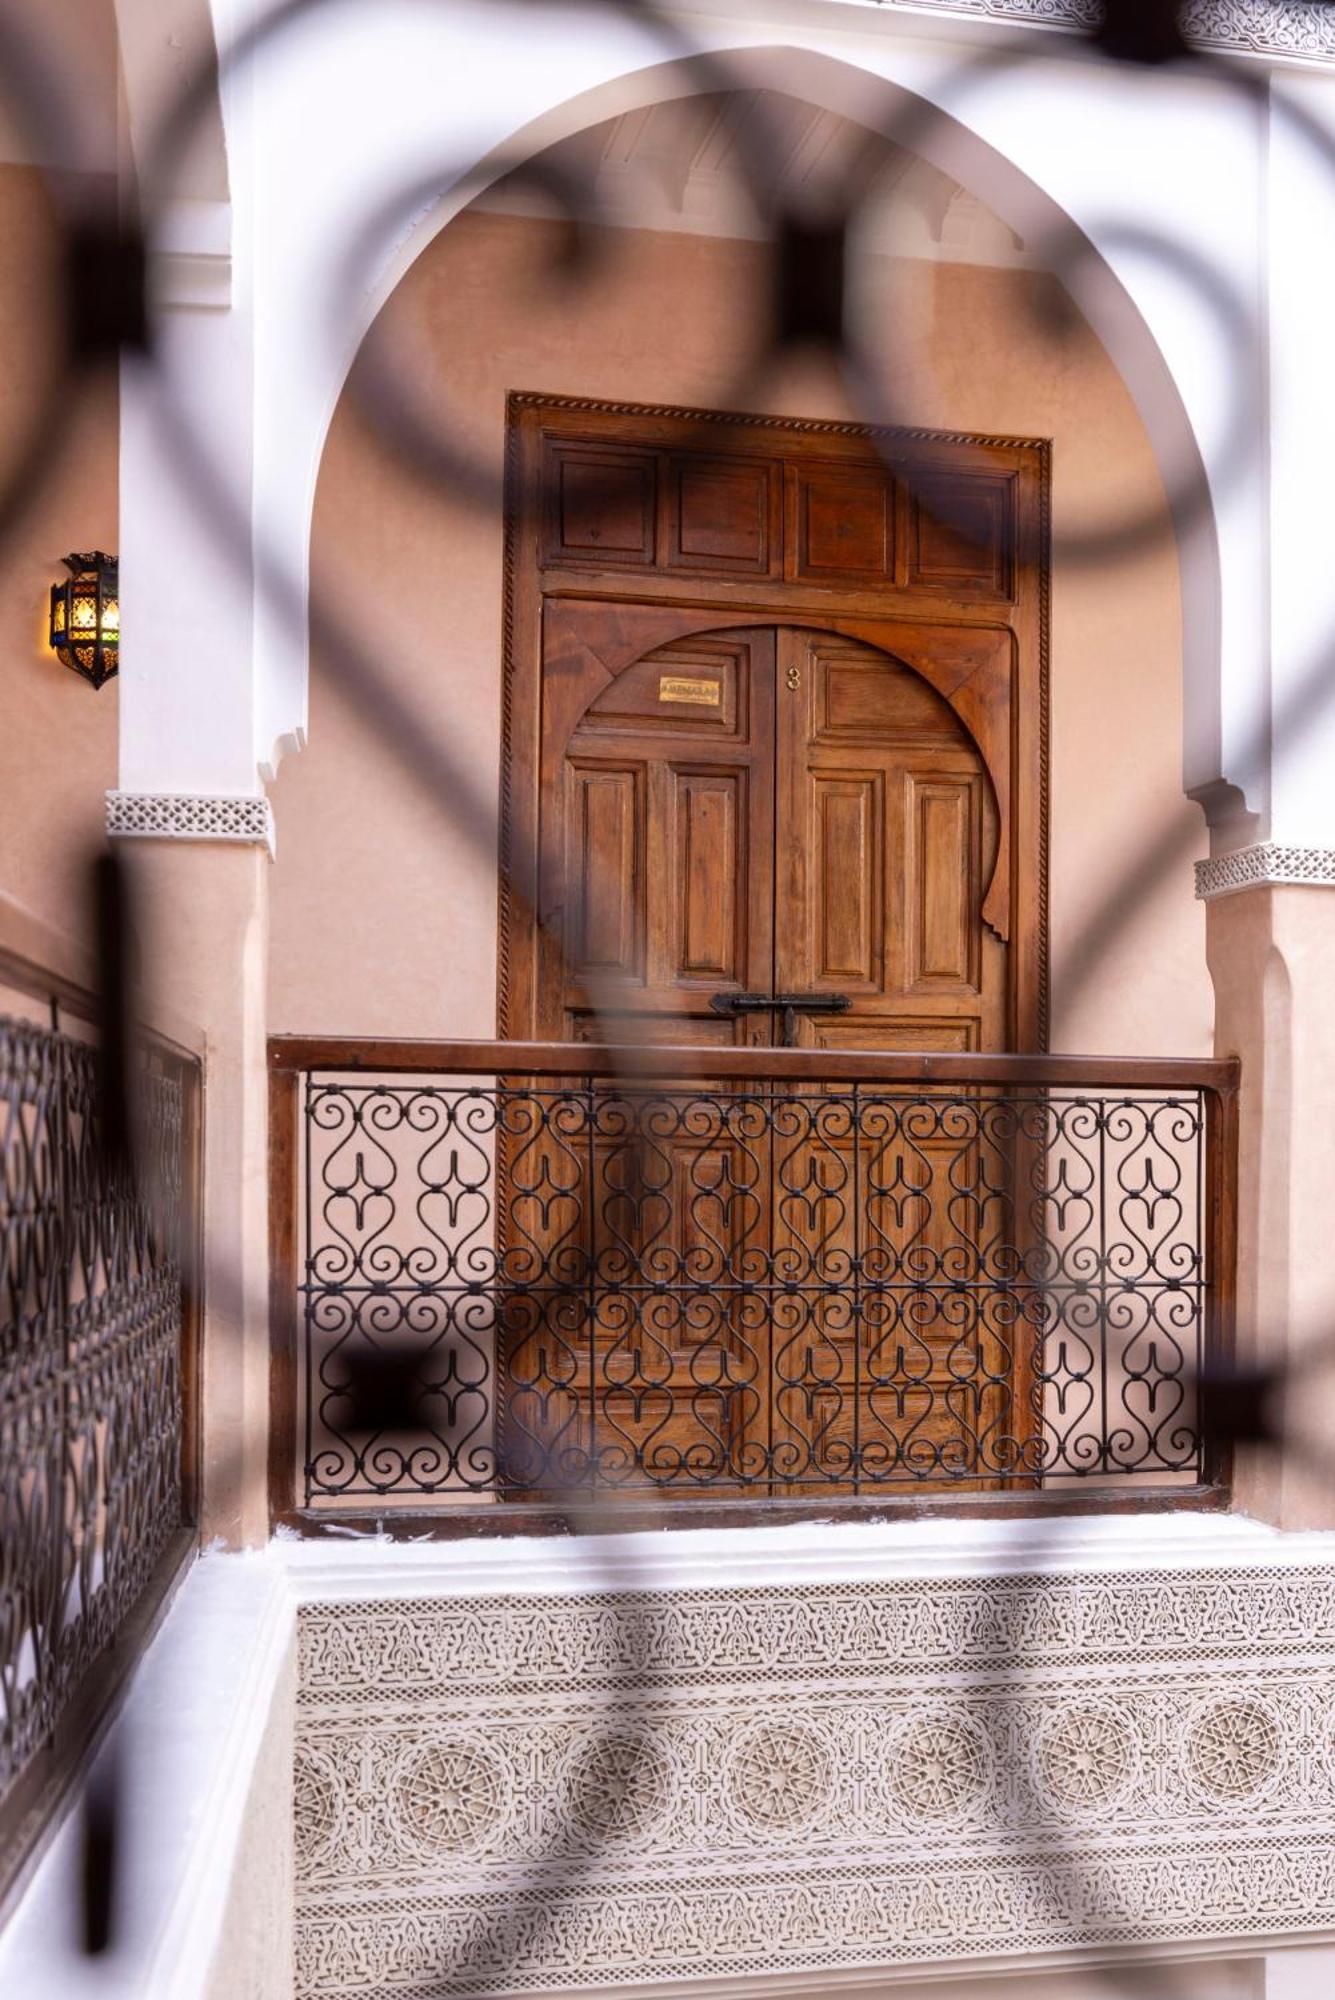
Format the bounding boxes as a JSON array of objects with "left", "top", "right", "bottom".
[
  {"left": 1266, "top": 73, "right": 1335, "bottom": 850},
  {"left": 1195, "top": 68, "right": 1335, "bottom": 1530},
  {"left": 113, "top": 38, "right": 278, "bottom": 1541}
]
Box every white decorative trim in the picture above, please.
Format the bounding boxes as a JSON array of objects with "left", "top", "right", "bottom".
[
  {"left": 279, "top": 1511, "right": 1327, "bottom": 1608},
  {"left": 872, "top": 0, "right": 1335, "bottom": 67},
  {"left": 150, "top": 200, "right": 233, "bottom": 312},
  {"left": 289, "top": 1524, "right": 1335, "bottom": 1996},
  {"left": 106, "top": 790, "right": 275, "bottom": 854},
  {"left": 1195, "top": 842, "right": 1335, "bottom": 899}
]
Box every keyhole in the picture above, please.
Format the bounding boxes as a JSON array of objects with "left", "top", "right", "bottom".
[{"left": 785, "top": 664, "right": 801, "bottom": 691}]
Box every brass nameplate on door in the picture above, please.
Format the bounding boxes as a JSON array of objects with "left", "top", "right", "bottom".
[{"left": 659, "top": 675, "right": 720, "bottom": 707}]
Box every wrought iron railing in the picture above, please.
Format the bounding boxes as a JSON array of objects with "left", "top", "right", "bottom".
[
  {"left": 0, "top": 997, "right": 198, "bottom": 1891},
  {"left": 269, "top": 1040, "right": 1238, "bottom": 1520}
]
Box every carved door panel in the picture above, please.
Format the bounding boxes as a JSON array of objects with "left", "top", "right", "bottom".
[
  {"left": 768, "top": 629, "right": 1026, "bottom": 1489},
  {"left": 774, "top": 628, "right": 1005, "bottom": 1054},
  {"left": 505, "top": 620, "right": 777, "bottom": 1490},
  {"left": 546, "top": 623, "right": 776, "bottom": 1046}
]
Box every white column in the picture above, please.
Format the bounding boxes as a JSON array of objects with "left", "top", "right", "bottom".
[
  {"left": 116, "top": 290, "right": 262, "bottom": 809},
  {"left": 113, "top": 37, "right": 277, "bottom": 1541},
  {"left": 1265, "top": 72, "right": 1335, "bottom": 853},
  {"left": 1193, "top": 68, "right": 1335, "bottom": 1530},
  {"left": 116, "top": 0, "right": 268, "bottom": 822}
]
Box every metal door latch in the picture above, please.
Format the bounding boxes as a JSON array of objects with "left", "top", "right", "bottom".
[{"left": 709, "top": 991, "right": 851, "bottom": 1047}]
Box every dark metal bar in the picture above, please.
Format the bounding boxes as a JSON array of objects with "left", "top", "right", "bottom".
[
  {"left": 852, "top": 1077, "right": 862, "bottom": 1497},
  {"left": 267, "top": 1066, "right": 301, "bottom": 1519},
  {"left": 709, "top": 993, "right": 851, "bottom": 1048},
  {"left": 584, "top": 1070, "right": 597, "bottom": 1498},
  {"left": 1098, "top": 1089, "right": 1108, "bottom": 1475},
  {"left": 1201, "top": 1077, "right": 1241, "bottom": 1495}
]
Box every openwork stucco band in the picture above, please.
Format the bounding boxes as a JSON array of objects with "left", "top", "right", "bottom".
[
  {"left": 1195, "top": 842, "right": 1335, "bottom": 899},
  {"left": 105, "top": 790, "right": 275, "bottom": 852},
  {"left": 293, "top": 1562, "right": 1335, "bottom": 1995},
  {"left": 883, "top": 0, "right": 1335, "bottom": 63}
]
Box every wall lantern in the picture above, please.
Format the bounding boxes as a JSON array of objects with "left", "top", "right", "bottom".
[{"left": 49, "top": 551, "right": 118, "bottom": 689}]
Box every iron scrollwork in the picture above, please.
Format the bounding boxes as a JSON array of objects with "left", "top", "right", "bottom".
[
  {"left": 301, "top": 1070, "right": 1209, "bottom": 1503},
  {"left": 0, "top": 1017, "right": 192, "bottom": 1818}
]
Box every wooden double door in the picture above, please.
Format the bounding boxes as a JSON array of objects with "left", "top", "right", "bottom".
[
  {"left": 499, "top": 396, "right": 1047, "bottom": 1493},
  {"left": 503, "top": 609, "right": 1024, "bottom": 1492},
  {"left": 548, "top": 615, "right": 1005, "bottom": 1053}
]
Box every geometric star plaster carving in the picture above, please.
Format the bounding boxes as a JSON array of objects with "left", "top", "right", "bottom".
[
  {"left": 293, "top": 1564, "right": 1335, "bottom": 1995},
  {"left": 1194, "top": 842, "right": 1335, "bottom": 898},
  {"left": 105, "top": 788, "right": 275, "bottom": 852}
]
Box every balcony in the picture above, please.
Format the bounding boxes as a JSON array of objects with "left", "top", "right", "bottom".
[
  {"left": 0, "top": 991, "right": 200, "bottom": 1905},
  {"left": 269, "top": 1039, "right": 1239, "bottom": 1528}
]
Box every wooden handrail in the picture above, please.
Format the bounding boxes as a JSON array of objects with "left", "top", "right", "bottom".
[{"left": 269, "top": 1034, "right": 1240, "bottom": 1094}]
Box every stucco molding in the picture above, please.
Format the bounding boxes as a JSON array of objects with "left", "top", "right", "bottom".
[
  {"left": 106, "top": 790, "right": 275, "bottom": 854},
  {"left": 292, "top": 1549, "right": 1335, "bottom": 1996},
  {"left": 151, "top": 200, "right": 233, "bottom": 313},
  {"left": 871, "top": 0, "right": 1335, "bottom": 66},
  {"left": 1194, "top": 842, "right": 1335, "bottom": 898}
]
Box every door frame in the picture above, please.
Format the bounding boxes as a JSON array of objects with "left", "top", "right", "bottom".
[{"left": 498, "top": 391, "right": 1050, "bottom": 1050}]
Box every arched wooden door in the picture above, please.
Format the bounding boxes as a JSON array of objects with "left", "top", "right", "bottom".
[
  {"left": 547, "top": 618, "right": 1006, "bottom": 1052},
  {"left": 497, "top": 395, "right": 1048, "bottom": 1496},
  {"left": 501, "top": 612, "right": 1030, "bottom": 1495}
]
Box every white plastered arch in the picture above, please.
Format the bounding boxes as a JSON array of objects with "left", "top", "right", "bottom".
[{"left": 129, "top": 6, "right": 1253, "bottom": 827}]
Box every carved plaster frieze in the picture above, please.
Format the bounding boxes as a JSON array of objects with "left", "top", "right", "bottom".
[
  {"left": 105, "top": 790, "right": 274, "bottom": 853},
  {"left": 293, "top": 1562, "right": 1335, "bottom": 1995},
  {"left": 1195, "top": 841, "right": 1335, "bottom": 897},
  {"left": 871, "top": 0, "right": 1335, "bottom": 66}
]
